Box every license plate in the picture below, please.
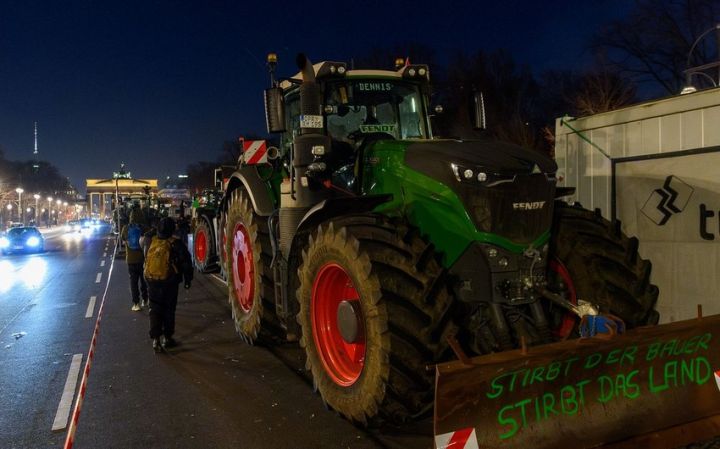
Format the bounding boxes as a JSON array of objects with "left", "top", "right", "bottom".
[{"left": 300, "top": 115, "right": 323, "bottom": 128}]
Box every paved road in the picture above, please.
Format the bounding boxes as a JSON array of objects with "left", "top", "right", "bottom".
[
  {"left": 0, "top": 227, "right": 430, "bottom": 449},
  {"left": 0, "top": 227, "right": 107, "bottom": 448}
]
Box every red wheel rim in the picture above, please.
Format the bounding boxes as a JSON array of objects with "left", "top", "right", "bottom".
[
  {"left": 549, "top": 259, "right": 577, "bottom": 339},
  {"left": 231, "top": 223, "right": 254, "bottom": 313},
  {"left": 311, "top": 263, "right": 366, "bottom": 387},
  {"left": 195, "top": 229, "right": 207, "bottom": 263}
]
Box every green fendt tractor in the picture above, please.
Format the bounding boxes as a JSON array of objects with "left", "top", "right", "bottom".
[{"left": 218, "top": 53, "right": 658, "bottom": 424}]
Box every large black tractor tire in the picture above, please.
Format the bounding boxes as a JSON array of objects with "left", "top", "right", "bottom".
[
  {"left": 296, "top": 216, "right": 455, "bottom": 424},
  {"left": 224, "top": 189, "right": 275, "bottom": 342},
  {"left": 217, "top": 211, "right": 228, "bottom": 280},
  {"left": 192, "top": 217, "right": 215, "bottom": 273},
  {"left": 551, "top": 202, "right": 660, "bottom": 328}
]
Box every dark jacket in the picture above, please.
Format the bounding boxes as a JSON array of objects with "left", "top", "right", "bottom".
[{"left": 143, "top": 229, "right": 193, "bottom": 285}]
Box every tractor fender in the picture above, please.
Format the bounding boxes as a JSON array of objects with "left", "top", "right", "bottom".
[
  {"left": 224, "top": 165, "right": 275, "bottom": 217},
  {"left": 295, "top": 194, "right": 393, "bottom": 237}
]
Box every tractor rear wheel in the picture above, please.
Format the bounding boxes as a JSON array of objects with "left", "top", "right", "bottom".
[
  {"left": 224, "top": 189, "right": 275, "bottom": 342},
  {"left": 193, "top": 217, "right": 215, "bottom": 273},
  {"left": 296, "top": 216, "right": 455, "bottom": 424},
  {"left": 550, "top": 202, "right": 660, "bottom": 328}
]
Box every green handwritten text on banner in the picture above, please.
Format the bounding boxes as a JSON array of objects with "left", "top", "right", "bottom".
[{"left": 488, "top": 333, "right": 713, "bottom": 440}]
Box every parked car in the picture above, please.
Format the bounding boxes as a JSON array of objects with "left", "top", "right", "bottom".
[{"left": 0, "top": 226, "right": 45, "bottom": 254}]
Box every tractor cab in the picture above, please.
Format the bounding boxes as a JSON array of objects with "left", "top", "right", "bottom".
[{"left": 269, "top": 59, "right": 433, "bottom": 192}]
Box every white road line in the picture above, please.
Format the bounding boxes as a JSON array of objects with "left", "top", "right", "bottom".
[
  {"left": 95, "top": 272, "right": 102, "bottom": 284},
  {"left": 100, "top": 260, "right": 105, "bottom": 267},
  {"left": 102, "top": 252, "right": 107, "bottom": 258},
  {"left": 52, "top": 354, "right": 83, "bottom": 431},
  {"left": 85, "top": 296, "right": 97, "bottom": 318}
]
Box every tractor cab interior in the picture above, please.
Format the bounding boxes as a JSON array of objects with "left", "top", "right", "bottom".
[{"left": 322, "top": 79, "right": 429, "bottom": 192}]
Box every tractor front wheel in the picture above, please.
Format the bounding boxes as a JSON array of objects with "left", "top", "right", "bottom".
[{"left": 296, "top": 217, "right": 455, "bottom": 424}]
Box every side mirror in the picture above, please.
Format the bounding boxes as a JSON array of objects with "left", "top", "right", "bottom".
[
  {"left": 264, "top": 87, "right": 286, "bottom": 133},
  {"left": 470, "top": 91, "right": 486, "bottom": 130}
]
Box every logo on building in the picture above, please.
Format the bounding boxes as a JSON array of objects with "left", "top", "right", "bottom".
[{"left": 640, "top": 175, "right": 694, "bottom": 226}]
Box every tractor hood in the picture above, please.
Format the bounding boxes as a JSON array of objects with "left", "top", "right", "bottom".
[
  {"left": 402, "top": 138, "right": 557, "bottom": 245},
  {"left": 404, "top": 139, "right": 557, "bottom": 187}
]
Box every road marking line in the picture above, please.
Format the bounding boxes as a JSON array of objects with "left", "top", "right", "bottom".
[
  {"left": 102, "top": 252, "right": 107, "bottom": 257},
  {"left": 52, "top": 354, "right": 83, "bottom": 431},
  {"left": 95, "top": 272, "right": 102, "bottom": 283},
  {"left": 85, "top": 296, "right": 97, "bottom": 318},
  {"left": 100, "top": 260, "right": 105, "bottom": 267}
]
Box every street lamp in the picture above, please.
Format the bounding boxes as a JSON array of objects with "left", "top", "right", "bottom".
[
  {"left": 15, "top": 187, "right": 23, "bottom": 225},
  {"left": 46, "top": 196, "right": 53, "bottom": 227},
  {"left": 681, "top": 23, "right": 720, "bottom": 94},
  {"left": 33, "top": 194, "right": 40, "bottom": 225}
]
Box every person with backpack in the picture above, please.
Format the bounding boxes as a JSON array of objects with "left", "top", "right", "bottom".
[
  {"left": 143, "top": 217, "right": 193, "bottom": 352},
  {"left": 120, "top": 207, "right": 148, "bottom": 311}
]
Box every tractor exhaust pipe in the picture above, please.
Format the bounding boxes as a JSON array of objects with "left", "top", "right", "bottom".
[{"left": 296, "top": 54, "right": 322, "bottom": 136}]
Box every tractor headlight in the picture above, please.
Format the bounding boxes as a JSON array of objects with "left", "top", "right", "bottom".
[
  {"left": 26, "top": 236, "right": 40, "bottom": 247},
  {"left": 0, "top": 237, "right": 9, "bottom": 249},
  {"left": 451, "top": 163, "right": 516, "bottom": 186},
  {"left": 316, "top": 61, "right": 348, "bottom": 79},
  {"left": 401, "top": 64, "right": 430, "bottom": 80}
]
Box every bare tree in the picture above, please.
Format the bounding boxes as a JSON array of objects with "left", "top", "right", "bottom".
[
  {"left": 573, "top": 67, "right": 637, "bottom": 116},
  {"left": 593, "top": 0, "right": 720, "bottom": 95}
]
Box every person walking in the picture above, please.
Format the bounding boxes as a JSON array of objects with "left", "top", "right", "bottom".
[
  {"left": 120, "top": 206, "right": 148, "bottom": 311},
  {"left": 143, "top": 217, "right": 193, "bottom": 352}
]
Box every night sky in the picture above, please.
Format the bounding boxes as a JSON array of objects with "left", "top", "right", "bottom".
[{"left": 0, "top": 0, "right": 631, "bottom": 192}]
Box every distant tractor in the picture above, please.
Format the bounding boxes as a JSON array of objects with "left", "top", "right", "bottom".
[{"left": 203, "top": 53, "right": 658, "bottom": 424}]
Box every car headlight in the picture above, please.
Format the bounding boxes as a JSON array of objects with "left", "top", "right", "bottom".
[
  {"left": 26, "top": 236, "right": 40, "bottom": 247},
  {"left": 0, "top": 237, "right": 8, "bottom": 248}
]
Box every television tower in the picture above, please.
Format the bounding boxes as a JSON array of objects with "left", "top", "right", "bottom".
[{"left": 32, "top": 121, "right": 39, "bottom": 173}]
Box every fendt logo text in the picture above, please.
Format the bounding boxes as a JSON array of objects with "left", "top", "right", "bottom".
[
  {"left": 641, "top": 175, "right": 693, "bottom": 226},
  {"left": 513, "top": 201, "right": 546, "bottom": 211}
]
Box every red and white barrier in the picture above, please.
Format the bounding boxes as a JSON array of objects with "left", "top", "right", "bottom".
[
  {"left": 63, "top": 238, "right": 116, "bottom": 449},
  {"left": 435, "top": 427, "right": 479, "bottom": 449},
  {"left": 242, "top": 140, "right": 268, "bottom": 165}
]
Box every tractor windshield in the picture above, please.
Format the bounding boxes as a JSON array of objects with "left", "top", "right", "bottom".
[{"left": 324, "top": 80, "right": 429, "bottom": 143}]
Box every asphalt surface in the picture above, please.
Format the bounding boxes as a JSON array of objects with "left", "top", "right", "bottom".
[
  {"left": 0, "top": 226, "right": 430, "bottom": 449},
  {"left": 0, "top": 226, "right": 106, "bottom": 448},
  {"left": 2, "top": 225, "right": 719, "bottom": 449}
]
